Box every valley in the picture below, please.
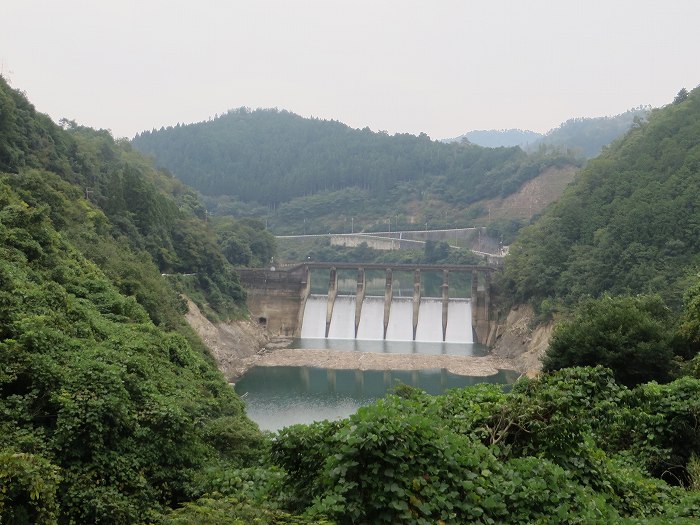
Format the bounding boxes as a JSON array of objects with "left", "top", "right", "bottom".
[{"left": 3, "top": 70, "right": 700, "bottom": 523}]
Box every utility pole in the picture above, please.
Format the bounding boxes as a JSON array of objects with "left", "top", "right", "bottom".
[{"left": 85, "top": 187, "right": 93, "bottom": 201}]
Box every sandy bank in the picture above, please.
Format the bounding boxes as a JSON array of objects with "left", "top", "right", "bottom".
[{"left": 241, "top": 348, "right": 519, "bottom": 377}]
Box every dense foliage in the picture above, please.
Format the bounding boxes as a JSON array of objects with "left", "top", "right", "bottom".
[
  {"left": 0, "top": 77, "right": 279, "bottom": 522},
  {"left": 0, "top": 183, "right": 264, "bottom": 523},
  {"left": 503, "top": 87, "right": 700, "bottom": 309},
  {"left": 542, "top": 295, "right": 679, "bottom": 387},
  {"left": 132, "top": 108, "right": 579, "bottom": 234},
  {"left": 263, "top": 367, "right": 700, "bottom": 524},
  {"left": 212, "top": 217, "right": 276, "bottom": 268}
]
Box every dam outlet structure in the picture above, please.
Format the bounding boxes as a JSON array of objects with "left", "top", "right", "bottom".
[{"left": 237, "top": 263, "right": 497, "bottom": 345}]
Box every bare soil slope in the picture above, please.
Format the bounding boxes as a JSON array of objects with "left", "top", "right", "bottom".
[
  {"left": 491, "top": 304, "right": 554, "bottom": 376},
  {"left": 185, "top": 299, "right": 270, "bottom": 380},
  {"left": 476, "top": 165, "right": 579, "bottom": 222}
]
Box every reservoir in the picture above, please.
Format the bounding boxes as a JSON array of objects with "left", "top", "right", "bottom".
[
  {"left": 234, "top": 264, "right": 511, "bottom": 432},
  {"left": 235, "top": 364, "right": 519, "bottom": 432}
]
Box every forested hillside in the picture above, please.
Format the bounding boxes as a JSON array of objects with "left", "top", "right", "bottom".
[
  {"left": 0, "top": 77, "right": 272, "bottom": 522},
  {"left": 132, "top": 109, "right": 579, "bottom": 234},
  {"left": 0, "top": 183, "right": 263, "bottom": 522},
  {"left": 503, "top": 88, "right": 700, "bottom": 309},
  {"left": 0, "top": 77, "right": 277, "bottom": 319}
]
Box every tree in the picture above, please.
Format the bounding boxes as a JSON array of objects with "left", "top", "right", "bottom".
[
  {"left": 423, "top": 240, "right": 450, "bottom": 263},
  {"left": 542, "top": 295, "right": 676, "bottom": 387},
  {"left": 220, "top": 234, "right": 253, "bottom": 266},
  {"left": 674, "top": 88, "right": 689, "bottom": 104}
]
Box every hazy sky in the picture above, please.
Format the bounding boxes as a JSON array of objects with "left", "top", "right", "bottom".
[{"left": 2, "top": 1, "right": 699, "bottom": 140}]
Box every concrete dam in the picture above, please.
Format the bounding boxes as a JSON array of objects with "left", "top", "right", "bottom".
[{"left": 237, "top": 263, "right": 497, "bottom": 345}]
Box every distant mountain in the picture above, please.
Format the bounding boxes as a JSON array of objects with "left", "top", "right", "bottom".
[
  {"left": 444, "top": 129, "right": 543, "bottom": 148},
  {"left": 533, "top": 107, "right": 650, "bottom": 158},
  {"left": 447, "top": 107, "right": 651, "bottom": 158}
]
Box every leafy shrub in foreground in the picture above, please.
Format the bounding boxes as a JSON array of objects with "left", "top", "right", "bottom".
[
  {"left": 543, "top": 295, "right": 676, "bottom": 387},
  {"left": 270, "top": 368, "right": 700, "bottom": 524},
  {"left": 0, "top": 450, "right": 61, "bottom": 525},
  {"left": 273, "top": 394, "right": 614, "bottom": 524}
]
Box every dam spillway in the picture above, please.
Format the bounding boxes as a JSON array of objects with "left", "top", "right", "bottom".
[
  {"left": 300, "top": 294, "right": 473, "bottom": 343},
  {"left": 356, "top": 296, "right": 384, "bottom": 340},
  {"left": 299, "top": 266, "right": 475, "bottom": 342},
  {"left": 237, "top": 262, "right": 495, "bottom": 345}
]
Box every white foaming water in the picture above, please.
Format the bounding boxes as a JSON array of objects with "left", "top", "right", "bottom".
[
  {"left": 327, "top": 295, "right": 356, "bottom": 339},
  {"left": 299, "top": 295, "right": 327, "bottom": 338},
  {"left": 415, "top": 298, "right": 444, "bottom": 342},
  {"left": 384, "top": 297, "right": 414, "bottom": 341},
  {"left": 356, "top": 296, "right": 384, "bottom": 340},
  {"left": 301, "top": 294, "right": 474, "bottom": 344},
  {"left": 445, "top": 299, "right": 473, "bottom": 343}
]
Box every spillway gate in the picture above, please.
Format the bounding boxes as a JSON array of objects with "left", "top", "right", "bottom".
[{"left": 237, "top": 262, "right": 497, "bottom": 345}]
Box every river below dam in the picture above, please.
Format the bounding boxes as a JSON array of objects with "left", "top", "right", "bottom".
[{"left": 234, "top": 338, "right": 519, "bottom": 432}]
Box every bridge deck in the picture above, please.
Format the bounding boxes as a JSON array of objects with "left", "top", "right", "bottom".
[{"left": 280, "top": 262, "right": 498, "bottom": 272}]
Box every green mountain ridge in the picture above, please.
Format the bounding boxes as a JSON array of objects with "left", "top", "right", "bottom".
[{"left": 131, "top": 108, "right": 580, "bottom": 235}]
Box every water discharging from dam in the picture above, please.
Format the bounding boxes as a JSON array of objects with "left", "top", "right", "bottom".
[{"left": 299, "top": 294, "right": 473, "bottom": 343}]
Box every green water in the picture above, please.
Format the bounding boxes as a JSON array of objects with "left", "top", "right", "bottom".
[{"left": 235, "top": 366, "right": 520, "bottom": 432}]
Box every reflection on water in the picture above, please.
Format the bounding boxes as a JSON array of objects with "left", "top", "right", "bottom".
[
  {"left": 289, "top": 338, "right": 489, "bottom": 356},
  {"left": 235, "top": 366, "right": 520, "bottom": 432}
]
